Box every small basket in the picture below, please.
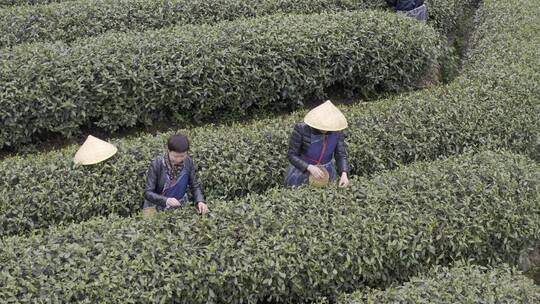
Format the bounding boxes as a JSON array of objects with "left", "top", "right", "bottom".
[
  {"left": 142, "top": 207, "right": 157, "bottom": 218},
  {"left": 308, "top": 165, "right": 330, "bottom": 188}
]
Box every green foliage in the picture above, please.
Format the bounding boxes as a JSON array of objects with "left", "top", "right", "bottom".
[
  {"left": 1, "top": 72, "right": 537, "bottom": 236},
  {"left": 0, "top": 0, "right": 476, "bottom": 48},
  {"left": 1, "top": 0, "right": 538, "bottom": 236},
  {"left": 1, "top": 151, "right": 539, "bottom": 302},
  {"left": 427, "top": 0, "right": 480, "bottom": 34},
  {"left": 0, "top": 0, "right": 382, "bottom": 47},
  {"left": 439, "top": 1, "right": 478, "bottom": 83},
  {"left": 0, "top": 10, "right": 443, "bottom": 148},
  {"left": 0, "top": 0, "right": 72, "bottom": 8},
  {"left": 337, "top": 263, "right": 540, "bottom": 303}
]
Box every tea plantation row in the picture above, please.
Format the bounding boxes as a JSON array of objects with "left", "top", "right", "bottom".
[
  {"left": 1, "top": 151, "right": 539, "bottom": 302},
  {"left": 1, "top": 0, "right": 537, "bottom": 237},
  {"left": 0, "top": 10, "right": 443, "bottom": 148},
  {"left": 0, "top": 0, "right": 473, "bottom": 48}
]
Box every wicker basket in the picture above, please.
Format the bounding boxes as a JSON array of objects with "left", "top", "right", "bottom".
[
  {"left": 142, "top": 207, "right": 157, "bottom": 218},
  {"left": 308, "top": 165, "right": 330, "bottom": 188}
]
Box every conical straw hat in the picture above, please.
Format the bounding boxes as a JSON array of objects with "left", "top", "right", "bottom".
[
  {"left": 304, "top": 100, "right": 348, "bottom": 131},
  {"left": 73, "top": 135, "right": 117, "bottom": 165}
]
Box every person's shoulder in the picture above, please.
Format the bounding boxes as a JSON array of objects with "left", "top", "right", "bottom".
[
  {"left": 149, "top": 156, "right": 163, "bottom": 167},
  {"left": 335, "top": 130, "right": 346, "bottom": 138},
  {"left": 293, "top": 122, "right": 310, "bottom": 132},
  {"left": 184, "top": 155, "right": 195, "bottom": 166}
]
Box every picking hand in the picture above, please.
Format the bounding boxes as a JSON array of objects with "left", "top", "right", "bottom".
[
  {"left": 197, "top": 202, "right": 209, "bottom": 215},
  {"left": 166, "top": 198, "right": 181, "bottom": 208},
  {"left": 307, "top": 165, "right": 325, "bottom": 179},
  {"left": 339, "top": 172, "right": 350, "bottom": 188}
]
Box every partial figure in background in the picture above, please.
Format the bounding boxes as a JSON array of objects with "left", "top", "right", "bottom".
[{"left": 386, "top": 0, "right": 428, "bottom": 21}]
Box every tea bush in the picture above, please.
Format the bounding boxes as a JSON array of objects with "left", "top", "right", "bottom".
[
  {"left": 1, "top": 151, "right": 539, "bottom": 302},
  {"left": 0, "top": 10, "right": 442, "bottom": 148},
  {"left": 0, "top": 0, "right": 475, "bottom": 47},
  {"left": 336, "top": 263, "right": 540, "bottom": 303},
  {"left": 0, "top": 0, "right": 72, "bottom": 8},
  {"left": 0, "top": 0, "right": 381, "bottom": 47},
  {"left": 1, "top": 0, "right": 538, "bottom": 236}
]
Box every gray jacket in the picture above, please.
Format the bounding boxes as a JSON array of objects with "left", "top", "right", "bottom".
[
  {"left": 143, "top": 155, "right": 205, "bottom": 209},
  {"left": 287, "top": 122, "right": 349, "bottom": 174}
]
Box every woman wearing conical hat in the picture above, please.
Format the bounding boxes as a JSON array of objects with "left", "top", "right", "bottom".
[{"left": 285, "top": 100, "right": 350, "bottom": 188}]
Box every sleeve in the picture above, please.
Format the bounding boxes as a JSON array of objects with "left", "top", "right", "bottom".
[
  {"left": 143, "top": 160, "right": 168, "bottom": 207},
  {"left": 334, "top": 131, "right": 350, "bottom": 174},
  {"left": 287, "top": 124, "right": 310, "bottom": 172},
  {"left": 188, "top": 157, "right": 205, "bottom": 205}
]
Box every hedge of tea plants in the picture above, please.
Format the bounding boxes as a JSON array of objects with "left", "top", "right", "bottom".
[
  {"left": 0, "top": 0, "right": 538, "bottom": 236},
  {"left": 0, "top": 0, "right": 476, "bottom": 48},
  {"left": 336, "top": 263, "right": 540, "bottom": 303},
  {"left": 0, "top": 0, "right": 382, "bottom": 48},
  {"left": 0, "top": 10, "right": 443, "bottom": 148},
  {"left": 1, "top": 74, "right": 537, "bottom": 237},
  {"left": 0, "top": 0, "right": 71, "bottom": 8},
  {"left": 427, "top": 0, "right": 480, "bottom": 34},
  {"left": 1, "top": 151, "right": 539, "bottom": 302}
]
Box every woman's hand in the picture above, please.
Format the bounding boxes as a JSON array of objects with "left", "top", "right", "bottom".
[
  {"left": 166, "top": 197, "right": 181, "bottom": 208},
  {"left": 197, "top": 202, "right": 209, "bottom": 214},
  {"left": 339, "top": 172, "right": 349, "bottom": 188}
]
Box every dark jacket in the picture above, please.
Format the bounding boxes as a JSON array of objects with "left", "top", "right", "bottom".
[
  {"left": 287, "top": 122, "right": 349, "bottom": 174},
  {"left": 386, "top": 0, "right": 424, "bottom": 11},
  {"left": 143, "top": 155, "right": 204, "bottom": 208}
]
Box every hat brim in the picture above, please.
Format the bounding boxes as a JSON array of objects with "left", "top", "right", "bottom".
[
  {"left": 75, "top": 147, "right": 118, "bottom": 165},
  {"left": 304, "top": 120, "right": 348, "bottom": 132},
  {"left": 303, "top": 100, "right": 348, "bottom": 131}
]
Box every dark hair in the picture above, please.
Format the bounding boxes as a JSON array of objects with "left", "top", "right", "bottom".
[{"left": 167, "top": 134, "right": 190, "bottom": 153}]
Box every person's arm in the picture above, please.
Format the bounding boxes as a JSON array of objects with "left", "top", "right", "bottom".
[
  {"left": 334, "top": 131, "right": 350, "bottom": 175},
  {"left": 187, "top": 157, "right": 209, "bottom": 214},
  {"left": 143, "top": 160, "right": 168, "bottom": 208},
  {"left": 187, "top": 157, "right": 205, "bottom": 206},
  {"left": 287, "top": 124, "right": 309, "bottom": 172}
]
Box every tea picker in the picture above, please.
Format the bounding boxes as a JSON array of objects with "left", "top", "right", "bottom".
[
  {"left": 141, "top": 134, "right": 209, "bottom": 216},
  {"left": 285, "top": 100, "right": 350, "bottom": 188},
  {"left": 73, "top": 134, "right": 210, "bottom": 218}
]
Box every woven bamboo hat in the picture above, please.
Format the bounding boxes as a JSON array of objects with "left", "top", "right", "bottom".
[
  {"left": 304, "top": 100, "right": 348, "bottom": 131},
  {"left": 73, "top": 135, "right": 117, "bottom": 165}
]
